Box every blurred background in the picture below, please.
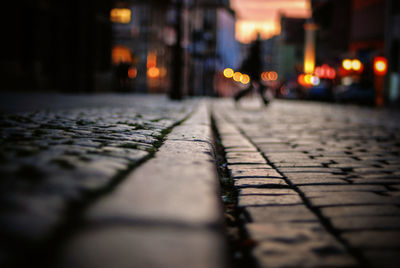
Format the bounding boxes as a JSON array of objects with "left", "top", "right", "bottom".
[{"left": 1, "top": 0, "right": 399, "bottom": 106}]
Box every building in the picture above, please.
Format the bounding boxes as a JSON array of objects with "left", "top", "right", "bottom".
[
  {"left": 312, "top": 0, "right": 400, "bottom": 105},
  {"left": 189, "top": 0, "right": 240, "bottom": 96},
  {"left": 277, "top": 15, "right": 306, "bottom": 81},
  {"left": 1, "top": 0, "right": 113, "bottom": 92}
]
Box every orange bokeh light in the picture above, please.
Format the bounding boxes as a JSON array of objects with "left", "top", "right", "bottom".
[
  {"left": 267, "top": 71, "right": 278, "bottom": 81},
  {"left": 147, "top": 67, "right": 160, "bottom": 78},
  {"left": 233, "top": 72, "right": 242, "bottom": 82},
  {"left": 128, "top": 67, "right": 137, "bottom": 79},
  {"left": 112, "top": 46, "right": 132, "bottom": 65},
  {"left": 374, "top": 57, "right": 387, "bottom": 75},
  {"left": 240, "top": 74, "right": 250, "bottom": 84},
  {"left": 110, "top": 8, "right": 131, "bottom": 24}
]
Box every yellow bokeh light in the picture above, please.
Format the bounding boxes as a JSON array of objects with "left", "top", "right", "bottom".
[
  {"left": 342, "top": 59, "right": 352, "bottom": 70},
  {"left": 223, "top": 68, "right": 234, "bottom": 78},
  {"left": 304, "top": 74, "right": 313, "bottom": 84},
  {"left": 351, "top": 59, "right": 362, "bottom": 71},
  {"left": 233, "top": 72, "right": 242, "bottom": 82},
  {"left": 110, "top": 8, "right": 131, "bottom": 24},
  {"left": 304, "top": 61, "right": 315, "bottom": 74},
  {"left": 375, "top": 62, "right": 386, "bottom": 72},
  {"left": 241, "top": 74, "right": 250, "bottom": 84}
]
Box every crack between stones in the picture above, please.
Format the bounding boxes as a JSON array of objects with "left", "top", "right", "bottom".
[
  {"left": 7, "top": 107, "right": 196, "bottom": 268},
  {"left": 220, "top": 112, "right": 369, "bottom": 268},
  {"left": 210, "top": 112, "right": 257, "bottom": 268}
]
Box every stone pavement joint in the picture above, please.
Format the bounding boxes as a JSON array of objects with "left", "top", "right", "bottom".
[
  {"left": 0, "top": 95, "right": 217, "bottom": 268},
  {"left": 55, "top": 100, "right": 226, "bottom": 268},
  {"left": 213, "top": 99, "right": 400, "bottom": 268}
]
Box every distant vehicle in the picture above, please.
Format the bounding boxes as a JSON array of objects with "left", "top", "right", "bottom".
[
  {"left": 334, "top": 83, "right": 375, "bottom": 105},
  {"left": 306, "top": 80, "right": 333, "bottom": 101}
]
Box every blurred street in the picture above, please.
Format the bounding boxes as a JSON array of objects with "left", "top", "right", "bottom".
[
  {"left": 0, "top": 93, "right": 400, "bottom": 267},
  {"left": 1, "top": 0, "right": 400, "bottom": 267}
]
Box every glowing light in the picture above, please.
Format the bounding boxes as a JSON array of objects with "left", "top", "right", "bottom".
[
  {"left": 298, "top": 74, "right": 306, "bottom": 86},
  {"left": 304, "top": 22, "right": 317, "bottom": 74},
  {"left": 326, "top": 68, "right": 336, "bottom": 79},
  {"left": 304, "top": 61, "right": 315, "bottom": 74},
  {"left": 261, "top": 72, "right": 268, "bottom": 81},
  {"left": 351, "top": 59, "right": 362, "bottom": 71},
  {"left": 128, "top": 67, "right": 137, "bottom": 79},
  {"left": 147, "top": 67, "right": 160, "bottom": 78},
  {"left": 233, "top": 72, "right": 242, "bottom": 82},
  {"left": 241, "top": 74, "right": 250, "bottom": 84},
  {"left": 315, "top": 64, "right": 336, "bottom": 79},
  {"left": 112, "top": 46, "right": 132, "bottom": 65},
  {"left": 304, "top": 74, "right": 313, "bottom": 84},
  {"left": 310, "top": 75, "right": 320, "bottom": 86},
  {"left": 342, "top": 59, "right": 352, "bottom": 70},
  {"left": 110, "top": 8, "right": 131, "bottom": 24},
  {"left": 267, "top": 71, "right": 278, "bottom": 81},
  {"left": 315, "top": 66, "right": 323, "bottom": 77},
  {"left": 374, "top": 57, "right": 387, "bottom": 75},
  {"left": 147, "top": 52, "right": 157, "bottom": 68},
  {"left": 223, "top": 68, "right": 234, "bottom": 78}
]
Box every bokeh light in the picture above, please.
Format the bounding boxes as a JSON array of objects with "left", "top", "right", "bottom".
[
  {"left": 223, "top": 68, "right": 234, "bottom": 78},
  {"left": 233, "top": 72, "right": 242, "bottom": 82}
]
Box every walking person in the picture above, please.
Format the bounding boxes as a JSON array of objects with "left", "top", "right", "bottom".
[{"left": 234, "top": 34, "right": 270, "bottom": 106}]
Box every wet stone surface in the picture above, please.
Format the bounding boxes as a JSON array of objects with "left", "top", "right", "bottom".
[
  {"left": 0, "top": 94, "right": 196, "bottom": 264},
  {"left": 213, "top": 98, "right": 400, "bottom": 267}
]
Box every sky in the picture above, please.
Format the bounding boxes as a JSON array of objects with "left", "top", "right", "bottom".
[{"left": 231, "top": 0, "right": 311, "bottom": 43}]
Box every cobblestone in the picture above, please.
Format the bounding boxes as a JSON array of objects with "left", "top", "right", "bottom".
[
  {"left": 213, "top": 98, "right": 400, "bottom": 267},
  {"left": 0, "top": 94, "right": 196, "bottom": 266}
]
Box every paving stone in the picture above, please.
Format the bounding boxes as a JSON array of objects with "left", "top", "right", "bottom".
[
  {"left": 341, "top": 231, "right": 400, "bottom": 249},
  {"left": 234, "top": 178, "right": 289, "bottom": 188},
  {"left": 225, "top": 156, "right": 266, "bottom": 164},
  {"left": 227, "top": 163, "right": 274, "bottom": 171},
  {"left": 0, "top": 94, "right": 198, "bottom": 266},
  {"left": 288, "top": 177, "right": 349, "bottom": 186},
  {"left": 230, "top": 168, "right": 282, "bottom": 178},
  {"left": 320, "top": 205, "right": 400, "bottom": 217},
  {"left": 298, "top": 185, "right": 388, "bottom": 193},
  {"left": 246, "top": 223, "right": 357, "bottom": 268},
  {"left": 246, "top": 205, "right": 319, "bottom": 223},
  {"left": 330, "top": 216, "right": 400, "bottom": 231},
  {"left": 213, "top": 99, "right": 400, "bottom": 267},
  {"left": 59, "top": 226, "right": 225, "bottom": 268},
  {"left": 239, "top": 188, "right": 297, "bottom": 195},
  {"left": 239, "top": 194, "right": 304, "bottom": 206},
  {"left": 308, "top": 192, "right": 400, "bottom": 207}
]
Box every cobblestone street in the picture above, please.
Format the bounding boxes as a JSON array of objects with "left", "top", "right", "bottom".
[
  {"left": 1, "top": 94, "right": 400, "bottom": 268},
  {"left": 0, "top": 94, "right": 199, "bottom": 267},
  {"left": 213, "top": 98, "right": 400, "bottom": 268}
]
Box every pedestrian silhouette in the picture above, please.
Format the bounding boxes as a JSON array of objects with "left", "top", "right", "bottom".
[{"left": 234, "top": 34, "right": 269, "bottom": 106}]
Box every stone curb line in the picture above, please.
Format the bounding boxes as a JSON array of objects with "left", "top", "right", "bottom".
[{"left": 57, "top": 101, "right": 226, "bottom": 268}]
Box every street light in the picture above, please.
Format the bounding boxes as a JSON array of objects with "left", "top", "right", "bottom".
[
  {"left": 374, "top": 57, "right": 388, "bottom": 75},
  {"left": 373, "top": 56, "right": 388, "bottom": 107}
]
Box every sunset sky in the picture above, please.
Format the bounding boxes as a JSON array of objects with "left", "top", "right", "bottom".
[{"left": 231, "top": 0, "right": 312, "bottom": 43}]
